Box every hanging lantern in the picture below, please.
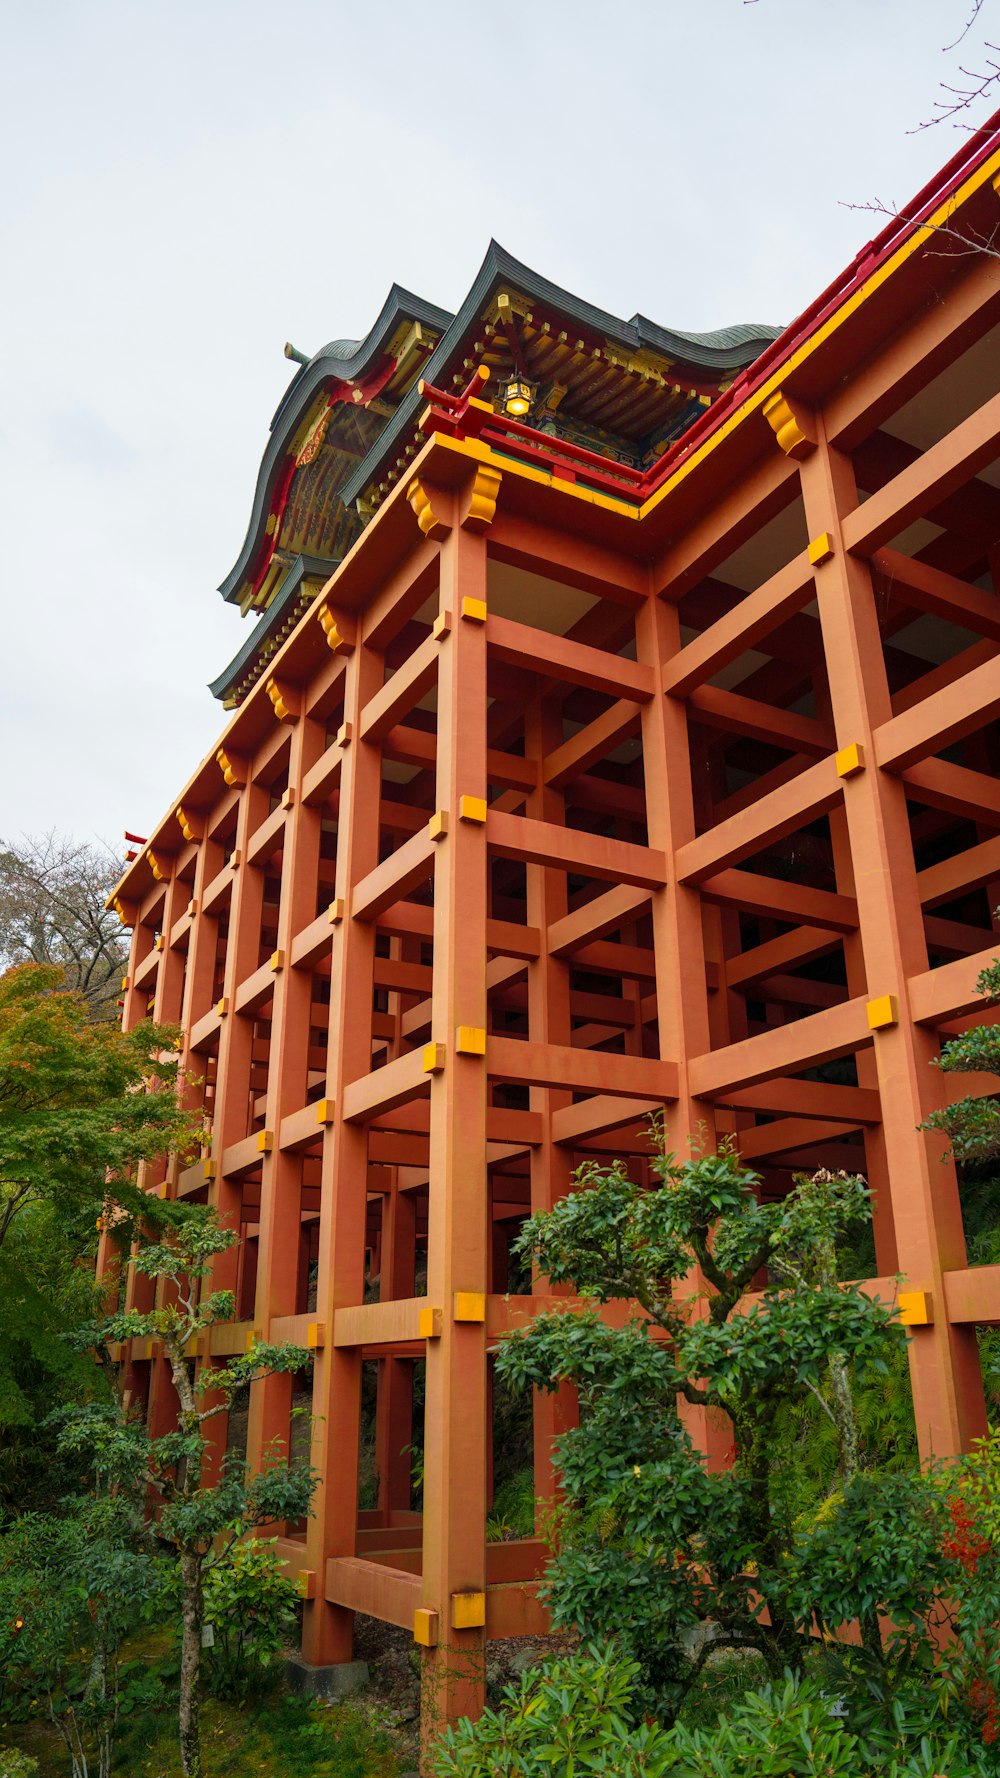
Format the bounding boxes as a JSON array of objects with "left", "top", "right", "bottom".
[{"left": 500, "top": 371, "right": 537, "bottom": 418}]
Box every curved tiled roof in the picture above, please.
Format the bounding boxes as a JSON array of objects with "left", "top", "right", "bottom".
[
  {"left": 220, "top": 245, "right": 781, "bottom": 607},
  {"left": 211, "top": 243, "right": 783, "bottom": 702}
]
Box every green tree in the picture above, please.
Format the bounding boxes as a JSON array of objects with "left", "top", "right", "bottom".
[
  {"left": 86, "top": 1211, "right": 316, "bottom": 1778},
  {"left": 496, "top": 1144, "right": 941, "bottom": 1717},
  {"left": 0, "top": 1491, "right": 161, "bottom": 1778},
  {"left": 0, "top": 961, "right": 198, "bottom": 1510},
  {"left": 0, "top": 962, "right": 195, "bottom": 1256}
]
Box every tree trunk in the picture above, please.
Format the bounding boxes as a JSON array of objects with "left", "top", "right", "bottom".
[{"left": 178, "top": 1550, "right": 204, "bottom": 1778}]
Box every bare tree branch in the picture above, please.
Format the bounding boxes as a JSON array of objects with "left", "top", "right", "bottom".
[{"left": 0, "top": 831, "right": 129, "bottom": 1020}]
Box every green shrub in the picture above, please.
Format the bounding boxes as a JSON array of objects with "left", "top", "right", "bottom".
[
  {"left": 429, "top": 1645, "right": 667, "bottom": 1777},
  {"left": 200, "top": 1538, "right": 299, "bottom": 1702},
  {"left": 430, "top": 1649, "right": 995, "bottom": 1778},
  {"left": 0, "top": 1752, "right": 39, "bottom": 1778}
]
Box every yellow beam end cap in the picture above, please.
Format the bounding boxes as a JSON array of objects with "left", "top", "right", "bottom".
[
  {"left": 315, "top": 1098, "right": 335, "bottom": 1125},
  {"left": 328, "top": 898, "right": 345, "bottom": 924},
  {"left": 454, "top": 1291, "right": 486, "bottom": 1323},
  {"left": 203, "top": 1158, "right": 217, "bottom": 1180},
  {"left": 459, "top": 795, "right": 487, "bottom": 824},
  {"left": 451, "top": 1590, "right": 486, "bottom": 1630},
  {"left": 428, "top": 810, "right": 449, "bottom": 842},
  {"left": 257, "top": 1129, "right": 274, "bottom": 1153},
  {"left": 296, "top": 1569, "right": 317, "bottom": 1599},
  {"left": 217, "top": 997, "right": 229, "bottom": 1018},
  {"left": 245, "top": 1329, "right": 261, "bottom": 1353},
  {"left": 423, "top": 1042, "right": 447, "bottom": 1074},
  {"left": 269, "top": 949, "right": 285, "bottom": 972},
  {"left": 431, "top": 610, "right": 453, "bottom": 640},
  {"left": 807, "top": 531, "right": 834, "bottom": 566},
  {"left": 898, "top": 1289, "right": 933, "bottom": 1326},
  {"left": 413, "top": 1607, "right": 439, "bottom": 1648},
  {"left": 306, "top": 1322, "right": 326, "bottom": 1349},
  {"left": 867, "top": 994, "right": 899, "bottom": 1031},
  {"left": 460, "top": 596, "right": 488, "bottom": 623},
  {"left": 418, "top": 1306, "right": 443, "bottom": 1340},
  {"left": 281, "top": 787, "right": 296, "bottom": 810},
  {"left": 836, "top": 742, "right": 865, "bottom": 778},
  {"left": 456, "top": 1026, "right": 487, "bottom": 1056}
]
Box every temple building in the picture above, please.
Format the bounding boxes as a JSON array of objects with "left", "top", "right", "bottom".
[{"left": 106, "top": 119, "right": 1000, "bottom": 1755}]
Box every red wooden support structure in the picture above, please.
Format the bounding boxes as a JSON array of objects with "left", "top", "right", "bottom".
[{"left": 105, "top": 119, "right": 1000, "bottom": 1764}]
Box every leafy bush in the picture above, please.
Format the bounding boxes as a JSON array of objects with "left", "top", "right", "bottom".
[
  {"left": 430, "top": 1649, "right": 996, "bottom": 1778},
  {"left": 0, "top": 1502, "right": 162, "bottom": 1778},
  {"left": 200, "top": 1538, "right": 299, "bottom": 1702},
  {"left": 0, "top": 1752, "right": 39, "bottom": 1778},
  {"left": 430, "top": 1645, "right": 669, "bottom": 1777}
]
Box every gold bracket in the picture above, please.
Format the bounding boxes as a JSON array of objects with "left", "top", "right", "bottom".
[
  {"left": 462, "top": 465, "right": 502, "bottom": 532},
  {"left": 762, "top": 389, "right": 816, "bottom": 459},
  {"left": 407, "top": 477, "right": 451, "bottom": 540}
]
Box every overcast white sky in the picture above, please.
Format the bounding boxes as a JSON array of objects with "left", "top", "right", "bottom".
[{"left": 1, "top": 0, "right": 993, "bottom": 854}]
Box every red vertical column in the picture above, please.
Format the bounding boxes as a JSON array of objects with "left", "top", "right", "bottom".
[
  {"left": 420, "top": 507, "right": 489, "bottom": 1743},
  {"left": 524, "top": 693, "right": 577, "bottom": 1520},
  {"left": 636, "top": 589, "right": 727, "bottom": 1466},
  {"left": 248, "top": 705, "right": 325, "bottom": 1470},
  {"left": 301, "top": 615, "right": 383, "bottom": 1667},
  {"left": 800, "top": 418, "right": 986, "bottom": 1459}
]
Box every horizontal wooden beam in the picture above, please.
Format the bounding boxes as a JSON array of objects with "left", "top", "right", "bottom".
[
  {"left": 662, "top": 552, "right": 816, "bottom": 696},
  {"left": 342, "top": 1050, "right": 429, "bottom": 1123},
  {"left": 234, "top": 960, "right": 276, "bottom": 1018},
  {"left": 486, "top": 810, "right": 666, "bottom": 889},
  {"left": 918, "top": 832, "right": 1000, "bottom": 909},
  {"left": 548, "top": 884, "right": 653, "bottom": 957},
  {"left": 301, "top": 737, "right": 347, "bottom": 808},
  {"left": 736, "top": 1116, "right": 862, "bottom": 1160},
  {"left": 543, "top": 700, "right": 641, "bottom": 787},
  {"left": 942, "top": 1264, "right": 1000, "bottom": 1327},
  {"left": 550, "top": 1095, "right": 661, "bottom": 1146},
  {"left": 382, "top": 722, "right": 538, "bottom": 792},
  {"left": 723, "top": 1077, "right": 882, "bottom": 1123},
  {"left": 909, "top": 941, "right": 1000, "bottom": 1024},
  {"left": 246, "top": 803, "right": 287, "bottom": 869},
  {"left": 698, "top": 869, "right": 858, "bottom": 933},
  {"left": 689, "top": 996, "right": 872, "bottom": 1099},
  {"left": 726, "top": 926, "right": 839, "bottom": 988},
  {"left": 676, "top": 755, "right": 841, "bottom": 885},
  {"left": 843, "top": 385, "right": 1000, "bottom": 557},
  {"left": 360, "top": 631, "right": 439, "bottom": 742},
  {"left": 486, "top": 613, "right": 653, "bottom": 702},
  {"left": 325, "top": 1556, "right": 420, "bottom": 1631},
  {"left": 873, "top": 547, "right": 1000, "bottom": 642},
  {"left": 876, "top": 652, "right": 1000, "bottom": 771},
  {"left": 352, "top": 828, "right": 436, "bottom": 923},
  {"left": 487, "top": 1034, "right": 677, "bottom": 1099},
  {"left": 334, "top": 1298, "right": 427, "bottom": 1347},
  {"left": 900, "top": 756, "right": 1000, "bottom": 824},
  {"left": 687, "top": 684, "right": 834, "bottom": 757}
]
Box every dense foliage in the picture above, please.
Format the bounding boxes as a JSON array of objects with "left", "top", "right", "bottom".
[
  {"left": 88, "top": 1211, "right": 316, "bottom": 1778},
  {"left": 430, "top": 1643, "right": 995, "bottom": 1778},
  {"left": 0, "top": 963, "right": 195, "bottom": 1257},
  {"left": 496, "top": 1147, "right": 930, "bottom": 1706}
]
